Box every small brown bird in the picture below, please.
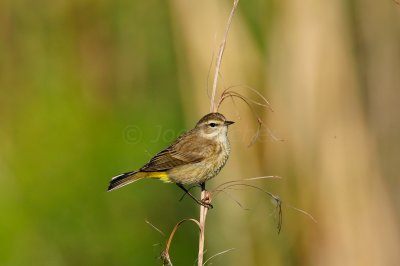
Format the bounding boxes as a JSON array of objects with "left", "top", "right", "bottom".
[{"left": 107, "top": 112, "right": 234, "bottom": 208}]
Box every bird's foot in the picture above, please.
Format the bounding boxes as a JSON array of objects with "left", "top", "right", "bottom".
[
  {"left": 200, "top": 200, "right": 213, "bottom": 209},
  {"left": 200, "top": 191, "right": 213, "bottom": 209}
]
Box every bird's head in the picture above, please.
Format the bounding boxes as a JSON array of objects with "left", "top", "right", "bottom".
[{"left": 195, "top": 112, "right": 234, "bottom": 140}]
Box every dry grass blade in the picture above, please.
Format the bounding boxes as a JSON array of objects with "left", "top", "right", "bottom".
[
  {"left": 212, "top": 175, "right": 281, "bottom": 193},
  {"left": 213, "top": 188, "right": 250, "bottom": 210},
  {"left": 244, "top": 175, "right": 282, "bottom": 181},
  {"left": 227, "top": 84, "right": 273, "bottom": 110},
  {"left": 214, "top": 182, "right": 283, "bottom": 233},
  {"left": 145, "top": 219, "right": 166, "bottom": 238},
  {"left": 218, "top": 90, "right": 270, "bottom": 110},
  {"left": 216, "top": 88, "right": 281, "bottom": 145},
  {"left": 228, "top": 93, "right": 242, "bottom": 120},
  {"left": 216, "top": 85, "right": 285, "bottom": 144},
  {"left": 219, "top": 92, "right": 264, "bottom": 146},
  {"left": 272, "top": 195, "right": 283, "bottom": 233},
  {"left": 247, "top": 118, "right": 262, "bottom": 147},
  {"left": 160, "top": 218, "right": 201, "bottom": 266},
  {"left": 166, "top": 218, "right": 201, "bottom": 252},
  {"left": 260, "top": 122, "right": 285, "bottom": 142},
  {"left": 203, "top": 248, "right": 236, "bottom": 265},
  {"left": 213, "top": 177, "right": 317, "bottom": 232},
  {"left": 286, "top": 204, "right": 318, "bottom": 223},
  {"left": 218, "top": 86, "right": 273, "bottom": 110}
]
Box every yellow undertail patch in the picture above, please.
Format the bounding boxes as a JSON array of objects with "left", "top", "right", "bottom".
[{"left": 136, "top": 171, "right": 171, "bottom": 183}]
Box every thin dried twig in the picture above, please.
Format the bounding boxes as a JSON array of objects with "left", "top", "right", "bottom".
[
  {"left": 203, "top": 248, "right": 236, "bottom": 265},
  {"left": 217, "top": 90, "right": 270, "bottom": 110},
  {"left": 145, "top": 219, "right": 166, "bottom": 238},
  {"left": 227, "top": 85, "right": 273, "bottom": 109},
  {"left": 244, "top": 175, "right": 282, "bottom": 181},
  {"left": 161, "top": 218, "right": 201, "bottom": 266},
  {"left": 260, "top": 122, "right": 284, "bottom": 142},
  {"left": 286, "top": 204, "right": 318, "bottom": 223},
  {"left": 212, "top": 175, "right": 281, "bottom": 193},
  {"left": 166, "top": 219, "right": 200, "bottom": 252},
  {"left": 217, "top": 86, "right": 273, "bottom": 111},
  {"left": 210, "top": 0, "right": 240, "bottom": 112},
  {"left": 213, "top": 176, "right": 317, "bottom": 233},
  {"left": 228, "top": 93, "right": 242, "bottom": 120},
  {"left": 215, "top": 189, "right": 250, "bottom": 210},
  {"left": 222, "top": 93, "right": 264, "bottom": 146},
  {"left": 216, "top": 182, "right": 283, "bottom": 233},
  {"left": 216, "top": 87, "right": 282, "bottom": 145}
]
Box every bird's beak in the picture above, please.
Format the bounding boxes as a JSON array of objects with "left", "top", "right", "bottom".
[{"left": 224, "top": 120, "right": 235, "bottom": 126}]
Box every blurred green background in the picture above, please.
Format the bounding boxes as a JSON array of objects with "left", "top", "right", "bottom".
[{"left": 1, "top": 0, "right": 400, "bottom": 265}]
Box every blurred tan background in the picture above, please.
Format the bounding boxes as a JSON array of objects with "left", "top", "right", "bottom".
[{"left": 1, "top": 0, "right": 400, "bottom": 265}]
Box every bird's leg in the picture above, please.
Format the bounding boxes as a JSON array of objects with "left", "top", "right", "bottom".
[
  {"left": 176, "top": 184, "right": 213, "bottom": 209},
  {"left": 178, "top": 185, "right": 200, "bottom": 201}
]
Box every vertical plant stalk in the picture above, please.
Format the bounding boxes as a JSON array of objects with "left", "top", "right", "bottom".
[
  {"left": 198, "top": 183, "right": 210, "bottom": 266},
  {"left": 210, "top": 0, "right": 240, "bottom": 113},
  {"left": 200, "top": 0, "right": 239, "bottom": 264}
]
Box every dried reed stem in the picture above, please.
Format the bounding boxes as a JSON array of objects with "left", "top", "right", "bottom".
[
  {"left": 199, "top": 1, "right": 240, "bottom": 264},
  {"left": 199, "top": 0, "right": 240, "bottom": 264},
  {"left": 198, "top": 184, "right": 210, "bottom": 266},
  {"left": 210, "top": 0, "right": 240, "bottom": 113}
]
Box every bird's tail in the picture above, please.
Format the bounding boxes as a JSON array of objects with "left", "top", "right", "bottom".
[
  {"left": 107, "top": 170, "right": 142, "bottom": 191},
  {"left": 107, "top": 170, "right": 170, "bottom": 191}
]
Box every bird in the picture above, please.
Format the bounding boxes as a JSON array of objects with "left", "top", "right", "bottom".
[{"left": 107, "top": 112, "right": 234, "bottom": 208}]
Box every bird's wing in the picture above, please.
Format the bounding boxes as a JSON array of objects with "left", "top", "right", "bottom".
[{"left": 141, "top": 131, "right": 211, "bottom": 172}]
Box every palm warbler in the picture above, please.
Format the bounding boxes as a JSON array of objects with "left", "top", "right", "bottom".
[{"left": 107, "top": 112, "right": 234, "bottom": 208}]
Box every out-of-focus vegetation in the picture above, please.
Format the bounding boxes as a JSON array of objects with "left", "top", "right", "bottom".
[{"left": 1, "top": 0, "right": 399, "bottom": 265}]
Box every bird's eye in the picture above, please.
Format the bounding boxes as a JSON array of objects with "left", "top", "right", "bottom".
[{"left": 209, "top": 123, "right": 217, "bottom": 127}]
